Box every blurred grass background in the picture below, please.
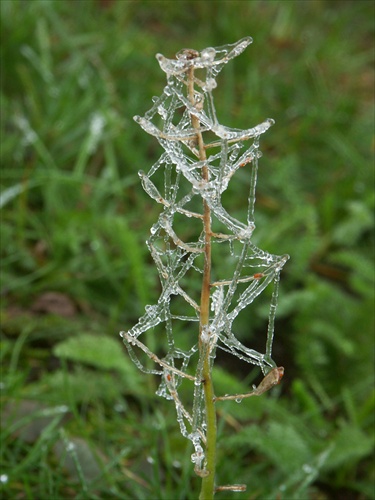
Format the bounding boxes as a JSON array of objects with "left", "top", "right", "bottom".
[{"left": 1, "top": 0, "right": 374, "bottom": 499}]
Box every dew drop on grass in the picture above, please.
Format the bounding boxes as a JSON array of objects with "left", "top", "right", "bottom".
[{"left": 66, "top": 442, "right": 76, "bottom": 452}]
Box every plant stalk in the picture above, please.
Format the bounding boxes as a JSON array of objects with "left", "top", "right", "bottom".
[{"left": 188, "top": 67, "right": 217, "bottom": 500}]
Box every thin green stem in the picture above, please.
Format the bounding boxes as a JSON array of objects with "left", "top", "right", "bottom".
[{"left": 188, "top": 67, "right": 217, "bottom": 500}]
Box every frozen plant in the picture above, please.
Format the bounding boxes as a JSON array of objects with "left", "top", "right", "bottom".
[{"left": 120, "top": 36, "right": 289, "bottom": 499}]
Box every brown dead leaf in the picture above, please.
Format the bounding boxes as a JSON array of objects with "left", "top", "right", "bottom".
[{"left": 31, "top": 292, "right": 77, "bottom": 318}]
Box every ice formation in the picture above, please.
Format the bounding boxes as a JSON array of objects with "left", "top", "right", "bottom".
[{"left": 120, "top": 37, "right": 288, "bottom": 477}]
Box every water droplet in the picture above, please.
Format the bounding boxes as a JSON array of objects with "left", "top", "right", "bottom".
[
  {"left": 200, "top": 326, "right": 210, "bottom": 344},
  {"left": 145, "top": 304, "right": 158, "bottom": 318},
  {"left": 55, "top": 405, "right": 69, "bottom": 413},
  {"left": 203, "top": 78, "right": 217, "bottom": 92},
  {"left": 164, "top": 85, "right": 172, "bottom": 96},
  {"left": 158, "top": 105, "right": 167, "bottom": 119},
  {"left": 235, "top": 398, "right": 243, "bottom": 404},
  {"left": 89, "top": 112, "right": 105, "bottom": 138},
  {"left": 66, "top": 442, "right": 76, "bottom": 452},
  {"left": 238, "top": 226, "right": 254, "bottom": 241},
  {"left": 191, "top": 448, "right": 204, "bottom": 466},
  {"left": 302, "top": 463, "right": 315, "bottom": 474},
  {"left": 201, "top": 47, "right": 216, "bottom": 62}
]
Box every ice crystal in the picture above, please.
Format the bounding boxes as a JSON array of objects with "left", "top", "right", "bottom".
[{"left": 121, "top": 37, "right": 288, "bottom": 474}]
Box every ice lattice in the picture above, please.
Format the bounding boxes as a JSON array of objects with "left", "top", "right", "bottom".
[{"left": 120, "top": 37, "right": 288, "bottom": 478}]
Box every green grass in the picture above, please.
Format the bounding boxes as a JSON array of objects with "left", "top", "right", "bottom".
[{"left": 1, "top": 1, "right": 374, "bottom": 499}]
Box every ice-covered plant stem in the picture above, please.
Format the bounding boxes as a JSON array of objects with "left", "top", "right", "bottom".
[
  {"left": 121, "top": 37, "right": 289, "bottom": 499},
  {"left": 188, "top": 62, "right": 217, "bottom": 498}
]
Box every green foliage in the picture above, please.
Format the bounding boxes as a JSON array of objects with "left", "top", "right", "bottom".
[
  {"left": 1, "top": 0, "right": 374, "bottom": 499},
  {"left": 54, "top": 333, "right": 133, "bottom": 372}
]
